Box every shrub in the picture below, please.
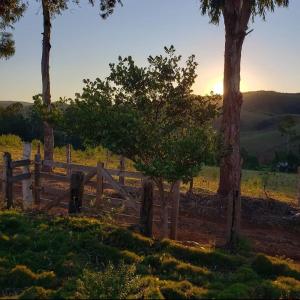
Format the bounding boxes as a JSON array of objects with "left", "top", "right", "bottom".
[
  {"left": 253, "top": 280, "right": 281, "bottom": 299},
  {"left": 217, "top": 283, "right": 251, "bottom": 299},
  {"left": 0, "top": 134, "right": 22, "bottom": 147},
  {"left": 252, "top": 254, "right": 300, "bottom": 280},
  {"left": 75, "top": 262, "right": 142, "bottom": 299},
  {"left": 274, "top": 276, "right": 300, "bottom": 298},
  {"left": 159, "top": 280, "right": 206, "bottom": 299},
  {"left": 19, "top": 286, "right": 53, "bottom": 299},
  {"left": 105, "top": 228, "right": 153, "bottom": 254},
  {"left": 143, "top": 287, "right": 165, "bottom": 299},
  {"left": 36, "top": 271, "right": 57, "bottom": 289},
  {"left": 161, "top": 240, "right": 244, "bottom": 270},
  {"left": 7, "top": 265, "right": 37, "bottom": 288}
]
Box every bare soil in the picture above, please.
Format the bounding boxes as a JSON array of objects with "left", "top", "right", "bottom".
[{"left": 1, "top": 170, "right": 300, "bottom": 263}]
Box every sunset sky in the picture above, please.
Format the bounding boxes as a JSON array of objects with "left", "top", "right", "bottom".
[{"left": 0, "top": 0, "right": 299, "bottom": 102}]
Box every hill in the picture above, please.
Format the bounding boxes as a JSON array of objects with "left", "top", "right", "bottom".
[
  {"left": 240, "top": 91, "right": 300, "bottom": 160},
  {"left": 1, "top": 91, "right": 300, "bottom": 159},
  {"left": 0, "top": 100, "right": 32, "bottom": 108},
  {"left": 0, "top": 211, "right": 299, "bottom": 299}
]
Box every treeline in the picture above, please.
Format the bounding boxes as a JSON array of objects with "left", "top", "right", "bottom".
[{"left": 0, "top": 102, "right": 81, "bottom": 148}]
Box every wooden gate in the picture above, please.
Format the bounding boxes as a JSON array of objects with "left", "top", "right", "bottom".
[{"left": 1, "top": 144, "right": 181, "bottom": 239}]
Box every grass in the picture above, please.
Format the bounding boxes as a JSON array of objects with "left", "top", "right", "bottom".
[
  {"left": 0, "top": 211, "right": 300, "bottom": 299},
  {"left": 0, "top": 134, "right": 298, "bottom": 205}
]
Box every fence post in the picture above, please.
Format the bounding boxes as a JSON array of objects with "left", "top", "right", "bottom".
[
  {"left": 66, "top": 144, "right": 72, "bottom": 176},
  {"left": 188, "top": 178, "right": 194, "bottom": 194},
  {"left": 140, "top": 179, "right": 154, "bottom": 237},
  {"left": 3, "top": 152, "right": 13, "bottom": 209},
  {"left": 34, "top": 153, "right": 41, "bottom": 205},
  {"left": 69, "top": 171, "right": 84, "bottom": 214},
  {"left": 298, "top": 167, "right": 300, "bottom": 207},
  {"left": 22, "top": 143, "right": 33, "bottom": 209},
  {"left": 37, "top": 142, "right": 41, "bottom": 155},
  {"left": 170, "top": 180, "right": 181, "bottom": 240},
  {"left": 119, "top": 156, "right": 125, "bottom": 185},
  {"left": 96, "top": 162, "right": 104, "bottom": 207}
]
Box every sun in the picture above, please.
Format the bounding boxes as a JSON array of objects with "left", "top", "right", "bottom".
[{"left": 212, "top": 81, "right": 223, "bottom": 95}]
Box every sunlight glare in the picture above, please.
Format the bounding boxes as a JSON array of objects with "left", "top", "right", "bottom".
[{"left": 212, "top": 81, "right": 223, "bottom": 95}]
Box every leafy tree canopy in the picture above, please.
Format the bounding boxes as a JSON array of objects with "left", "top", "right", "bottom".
[
  {"left": 60, "top": 46, "right": 220, "bottom": 185},
  {"left": 0, "top": 0, "right": 27, "bottom": 59},
  {"left": 200, "top": 0, "right": 289, "bottom": 24},
  {"left": 38, "top": 0, "right": 121, "bottom": 18}
]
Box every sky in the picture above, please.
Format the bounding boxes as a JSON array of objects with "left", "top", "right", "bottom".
[{"left": 0, "top": 0, "right": 299, "bottom": 102}]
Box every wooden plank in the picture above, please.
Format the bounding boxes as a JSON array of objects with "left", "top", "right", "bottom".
[
  {"left": 43, "top": 160, "right": 95, "bottom": 172},
  {"left": 43, "top": 186, "right": 64, "bottom": 195},
  {"left": 101, "top": 167, "right": 131, "bottom": 201},
  {"left": 40, "top": 172, "right": 70, "bottom": 182},
  {"left": 12, "top": 159, "right": 31, "bottom": 168},
  {"left": 96, "top": 162, "right": 104, "bottom": 207},
  {"left": 140, "top": 179, "right": 154, "bottom": 237},
  {"left": 69, "top": 172, "right": 84, "bottom": 214},
  {"left": 10, "top": 173, "right": 31, "bottom": 183},
  {"left": 84, "top": 169, "right": 97, "bottom": 184},
  {"left": 21, "top": 143, "right": 33, "bottom": 209},
  {"left": 107, "top": 169, "right": 144, "bottom": 179},
  {"left": 119, "top": 156, "right": 125, "bottom": 185},
  {"left": 44, "top": 168, "right": 97, "bottom": 210},
  {"left": 3, "top": 152, "right": 13, "bottom": 209},
  {"left": 66, "top": 144, "right": 72, "bottom": 176},
  {"left": 170, "top": 180, "right": 181, "bottom": 240},
  {"left": 34, "top": 154, "right": 41, "bottom": 205}
]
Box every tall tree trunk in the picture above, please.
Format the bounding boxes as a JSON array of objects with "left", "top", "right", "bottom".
[
  {"left": 42, "top": 0, "right": 54, "bottom": 167},
  {"left": 157, "top": 179, "right": 168, "bottom": 239},
  {"left": 218, "top": 1, "right": 252, "bottom": 249}
]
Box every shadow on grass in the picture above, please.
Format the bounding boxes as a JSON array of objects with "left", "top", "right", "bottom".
[{"left": 0, "top": 210, "right": 299, "bottom": 299}]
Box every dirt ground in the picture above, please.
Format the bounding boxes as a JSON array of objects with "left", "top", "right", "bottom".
[{"left": 1, "top": 172, "right": 300, "bottom": 263}]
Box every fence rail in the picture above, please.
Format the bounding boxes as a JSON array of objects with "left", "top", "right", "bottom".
[{"left": 1, "top": 143, "right": 181, "bottom": 239}]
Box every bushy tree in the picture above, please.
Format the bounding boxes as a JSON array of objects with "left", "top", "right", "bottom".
[
  {"left": 62, "top": 47, "right": 220, "bottom": 237},
  {"left": 0, "top": 0, "right": 27, "bottom": 59}
]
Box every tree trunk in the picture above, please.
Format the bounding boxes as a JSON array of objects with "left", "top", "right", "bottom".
[
  {"left": 42, "top": 0, "right": 54, "bottom": 167},
  {"left": 157, "top": 180, "right": 168, "bottom": 239},
  {"left": 218, "top": 1, "right": 252, "bottom": 248}
]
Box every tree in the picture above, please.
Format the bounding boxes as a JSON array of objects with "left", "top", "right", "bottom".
[
  {"left": 278, "top": 115, "right": 296, "bottom": 153},
  {"left": 0, "top": 0, "right": 26, "bottom": 59},
  {"left": 39, "top": 0, "right": 121, "bottom": 167},
  {"left": 61, "top": 47, "right": 220, "bottom": 238},
  {"left": 199, "top": 0, "right": 289, "bottom": 250}
]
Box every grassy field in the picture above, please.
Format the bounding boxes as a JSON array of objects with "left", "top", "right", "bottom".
[
  {"left": 0, "top": 134, "right": 298, "bottom": 205},
  {"left": 0, "top": 211, "right": 299, "bottom": 299}
]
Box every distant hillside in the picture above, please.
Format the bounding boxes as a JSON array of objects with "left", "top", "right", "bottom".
[
  {"left": 240, "top": 91, "right": 300, "bottom": 160},
  {"left": 1, "top": 92, "right": 300, "bottom": 160},
  {"left": 0, "top": 101, "right": 32, "bottom": 108},
  {"left": 243, "top": 91, "right": 300, "bottom": 115}
]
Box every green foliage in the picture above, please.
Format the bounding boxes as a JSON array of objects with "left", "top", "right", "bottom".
[
  {"left": 200, "top": 0, "right": 289, "bottom": 25},
  {"left": 0, "top": 211, "right": 300, "bottom": 299},
  {"left": 61, "top": 47, "right": 220, "bottom": 186},
  {"left": 19, "top": 286, "right": 53, "bottom": 300},
  {"left": 0, "top": 134, "right": 22, "bottom": 147},
  {"left": 0, "top": 0, "right": 27, "bottom": 59},
  {"left": 217, "top": 283, "right": 251, "bottom": 299},
  {"left": 75, "top": 262, "right": 142, "bottom": 299}
]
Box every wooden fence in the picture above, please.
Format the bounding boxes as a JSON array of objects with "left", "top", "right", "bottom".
[{"left": 1, "top": 143, "right": 181, "bottom": 239}]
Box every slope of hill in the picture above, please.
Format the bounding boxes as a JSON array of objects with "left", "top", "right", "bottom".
[
  {"left": 240, "top": 91, "right": 300, "bottom": 159},
  {"left": 0, "top": 100, "right": 32, "bottom": 108}
]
